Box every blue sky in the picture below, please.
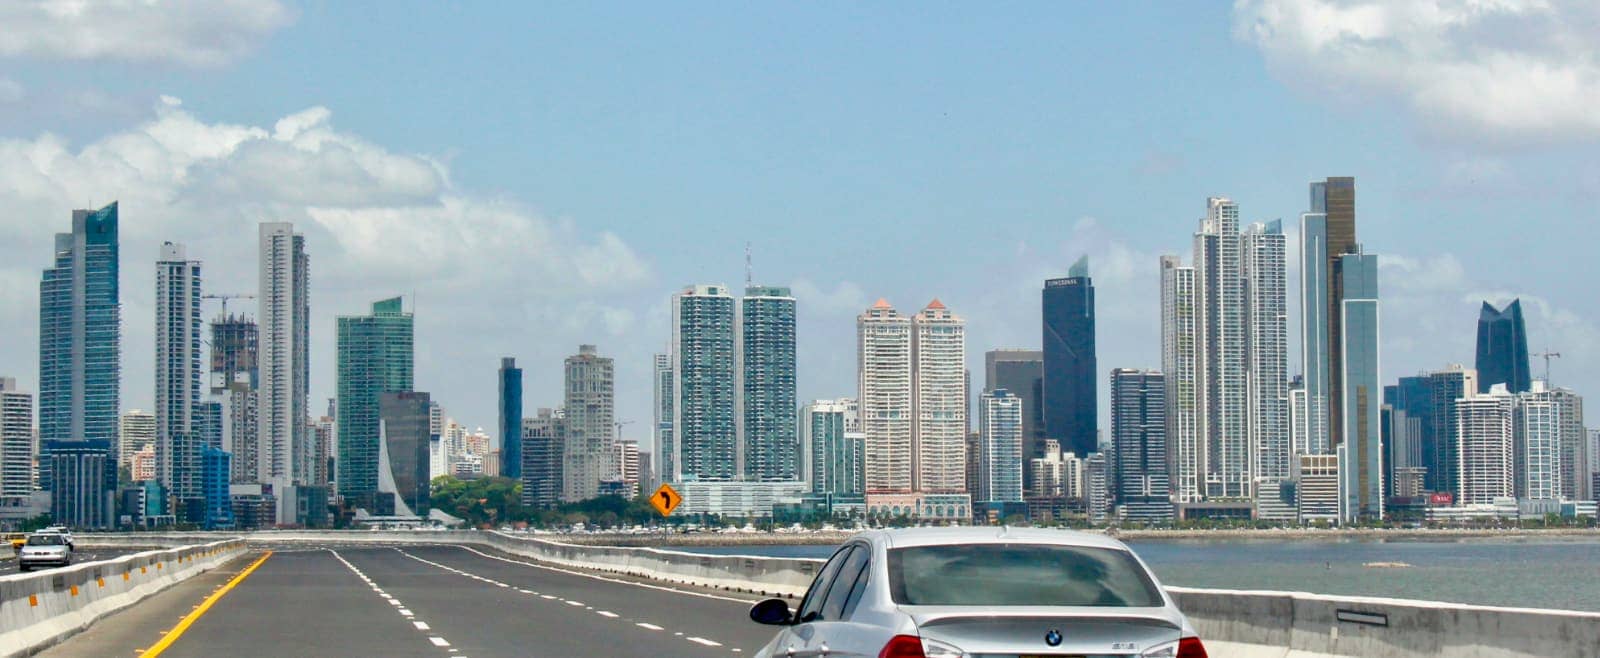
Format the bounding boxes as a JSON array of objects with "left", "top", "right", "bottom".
[{"left": 1, "top": 1, "right": 1597, "bottom": 449}]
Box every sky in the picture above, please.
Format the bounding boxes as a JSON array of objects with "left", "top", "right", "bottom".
[{"left": 2, "top": 1, "right": 1598, "bottom": 454}]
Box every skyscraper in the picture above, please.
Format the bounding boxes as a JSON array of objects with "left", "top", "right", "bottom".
[
  {"left": 1193, "top": 198, "right": 1251, "bottom": 500},
  {"left": 1159, "top": 256, "right": 1201, "bottom": 503},
  {"left": 741, "top": 286, "right": 797, "bottom": 481},
  {"left": 1385, "top": 376, "right": 1433, "bottom": 490},
  {"left": 156, "top": 242, "right": 204, "bottom": 515},
  {"left": 209, "top": 315, "right": 258, "bottom": 483},
  {"left": 498, "top": 357, "right": 523, "bottom": 479},
  {"left": 44, "top": 439, "right": 115, "bottom": 528},
  {"left": 670, "top": 285, "right": 736, "bottom": 482},
  {"left": 859, "top": 300, "right": 913, "bottom": 493},
  {"left": 1476, "top": 300, "right": 1531, "bottom": 394},
  {"left": 983, "top": 349, "right": 1044, "bottom": 461},
  {"left": 652, "top": 353, "right": 674, "bottom": 484},
  {"left": 1513, "top": 383, "right": 1562, "bottom": 500},
  {"left": 336, "top": 297, "right": 414, "bottom": 510},
  {"left": 802, "top": 399, "right": 864, "bottom": 496},
  {"left": 976, "top": 389, "right": 1023, "bottom": 504},
  {"left": 378, "top": 391, "right": 431, "bottom": 517},
  {"left": 40, "top": 203, "right": 120, "bottom": 525},
  {"left": 1319, "top": 177, "right": 1359, "bottom": 452},
  {"left": 1111, "top": 368, "right": 1172, "bottom": 522},
  {"left": 1242, "top": 221, "right": 1290, "bottom": 487},
  {"left": 912, "top": 300, "right": 966, "bottom": 493},
  {"left": 1340, "top": 251, "right": 1382, "bottom": 521},
  {"left": 0, "top": 378, "right": 33, "bottom": 499},
  {"left": 258, "top": 222, "right": 309, "bottom": 520},
  {"left": 563, "top": 345, "right": 615, "bottom": 501},
  {"left": 1428, "top": 365, "right": 1478, "bottom": 497},
  {"left": 1456, "top": 385, "right": 1514, "bottom": 505},
  {"left": 1042, "top": 256, "right": 1096, "bottom": 457},
  {"left": 521, "top": 408, "right": 565, "bottom": 508}
]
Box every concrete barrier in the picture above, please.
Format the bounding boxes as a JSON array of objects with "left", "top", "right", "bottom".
[
  {"left": 0, "top": 539, "right": 247, "bottom": 658},
  {"left": 1167, "top": 586, "right": 1600, "bottom": 658},
  {"left": 58, "top": 531, "right": 1600, "bottom": 657}
]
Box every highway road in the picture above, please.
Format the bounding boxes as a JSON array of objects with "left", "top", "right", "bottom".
[{"left": 41, "top": 544, "right": 781, "bottom": 657}]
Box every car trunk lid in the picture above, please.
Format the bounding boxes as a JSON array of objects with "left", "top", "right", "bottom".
[{"left": 909, "top": 608, "right": 1184, "bottom": 656}]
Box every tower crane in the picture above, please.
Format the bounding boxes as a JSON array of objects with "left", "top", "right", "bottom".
[
  {"left": 202, "top": 293, "right": 257, "bottom": 318},
  {"left": 1535, "top": 351, "right": 1561, "bottom": 384}
]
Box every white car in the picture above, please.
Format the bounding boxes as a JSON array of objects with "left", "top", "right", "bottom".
[
  {"left": 750, "top": 527, "right": 1207, "bottom": 657},
  {"left": 18, "top": 532, "right": 73, "bottom": 571}
]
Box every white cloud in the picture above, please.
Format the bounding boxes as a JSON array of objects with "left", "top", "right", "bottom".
[
  {"left": 0, "top": 97, "right": 652, "bottom": 424},
  {"left": 1234, "top": 0, "right": 1600, "bottom": 147},
  {"left": 0, "top": 0, "right": 295, "bottom": 67}
]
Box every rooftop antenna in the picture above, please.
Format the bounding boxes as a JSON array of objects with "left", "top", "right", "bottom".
[
  {"left": 745, "top": 241, "right": 753, "bottom": 288},
  {"left": 1535, "top": 350, "right": 1561, "bottom": 384}
]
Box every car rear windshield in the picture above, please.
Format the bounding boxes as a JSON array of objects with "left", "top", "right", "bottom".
[
  {"left": 887, "top": 543, "right": 1163, "bottom": 607},
  {"left": 28, "top": 534, "right": 65, "bottom": 546}
]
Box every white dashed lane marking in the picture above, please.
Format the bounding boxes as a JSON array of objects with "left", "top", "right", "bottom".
[
  {"left": 328, "top": 549, "right": 456, "bottom": 654},
  {"left": 391, "top": 547, "right": 740, "bottom": 654}
]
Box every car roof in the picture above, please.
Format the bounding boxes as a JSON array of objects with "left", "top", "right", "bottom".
[{"left": 854, "top": 526, "right": 1133, "bottom": 551}]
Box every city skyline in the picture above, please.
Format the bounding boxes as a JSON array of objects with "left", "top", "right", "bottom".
[{"left": 1, "top": 4, "right": 1598, "bottom": 474}]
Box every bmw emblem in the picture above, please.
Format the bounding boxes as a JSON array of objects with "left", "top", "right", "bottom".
[{"left": 1045, "top": 629, "right": 1063, "bottom": 647}]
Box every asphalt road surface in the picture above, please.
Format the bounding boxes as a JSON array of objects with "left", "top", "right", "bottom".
[{"left": 41, "top": 545, "right": 783, "bottom": 657}]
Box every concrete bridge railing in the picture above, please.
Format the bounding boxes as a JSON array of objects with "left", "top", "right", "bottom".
[
  {"left": 0, "top": 539, "right": 247, "bottom": 658},
  {"left": 69, "top": 531, "right": 1600, "bottom": 657}
]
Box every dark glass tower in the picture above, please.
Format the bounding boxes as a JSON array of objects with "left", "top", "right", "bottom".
[
  {"left": 1042, "top": 256, "right": 1096, "bottom": 457},
  {"left": 1475, "top": 300, "right": 1530, "bottom": 394},
  {"left": 499, "top": 357, "right": 523, "bottom": 479}
]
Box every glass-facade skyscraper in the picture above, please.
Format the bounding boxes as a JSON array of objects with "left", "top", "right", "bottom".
[
  {"left": 39, "top": 203, "right": 120, "bottom": 528},
  {"left": 1475, "top": 299, "right": 1531, "bottom": 395},
  {"left": 802, "top": 399, "right": 864, "bottom": 496},
  {"left": 1339, "top": 251, "right": 1382, "bottom": 521},
  {"left": 1111, "top": 368, "right": 1173, "bottom": 522},
  {"left": 741, "top": 286, "right": 797, "bottom": 481},
  {"left": 378, "top": 391, "right": 431, "bottom": 517},
  {"left": 39, "top": 202, "right": 121, "bottom": 449},
  {"left": 335, "top": 296, "right": 414, "bottom": 509},
  {"left": 1041, "top": 256, "right": 1096, "bottom": 458},
  {"left": 670, "top": 285, "right": 737, "bottom": 482},
  {"left": 498, "top": 357, "right": 523, "bottom": 479}
]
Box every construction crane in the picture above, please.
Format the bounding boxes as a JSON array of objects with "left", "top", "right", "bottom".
[
  {"left": 203, "top": 293, "right": 256, "bottom": 318},
  {"left": 1535, "top": 351, "right": 1561, "bottom": 384},
  {"left": 615, "top": 419, "right": 635, "bottom": 438}
]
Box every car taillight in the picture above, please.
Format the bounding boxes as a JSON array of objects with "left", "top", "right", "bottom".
[
  {"left": 1177, "top": 636, "right": 1208, "bottom": 658},
  {"left": 878, "top": 635, "right": 926, "bottom": 658}
]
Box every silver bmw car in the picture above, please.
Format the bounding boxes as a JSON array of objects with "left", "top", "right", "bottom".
[{"left": 750, "top": 527, "right": 1207, "bottom": 658}]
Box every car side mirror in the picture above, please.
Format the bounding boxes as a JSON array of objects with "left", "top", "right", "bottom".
[{"left": 749, "top": 598, "right": 794, "bottom": 626}]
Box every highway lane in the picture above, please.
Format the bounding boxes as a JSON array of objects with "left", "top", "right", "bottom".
[{"left": 41, "top": 545, "right": 783, "bottom": 657}]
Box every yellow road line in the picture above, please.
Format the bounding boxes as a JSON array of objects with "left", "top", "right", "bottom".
[{"left": 139, "top": 551, "right": 273, "bottom": 658}]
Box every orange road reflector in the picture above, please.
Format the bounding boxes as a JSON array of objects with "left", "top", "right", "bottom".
[
  {"left": 70, "top": 585, "right": 78, "bottom": 596},
  {"left": 29, "top": 595, "right": 38, "bottom": 607},
  {"left": 650, "top": 483, "right": 683, "bottom": 517}
]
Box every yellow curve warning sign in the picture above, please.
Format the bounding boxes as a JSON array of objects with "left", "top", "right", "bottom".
[{"left": 650, "top": 483, "right": 683, "bottom": 517}]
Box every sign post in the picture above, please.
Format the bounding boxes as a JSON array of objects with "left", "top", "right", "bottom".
[{"left": 649, "top": 483, "right": 682, "bottom": 517}]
